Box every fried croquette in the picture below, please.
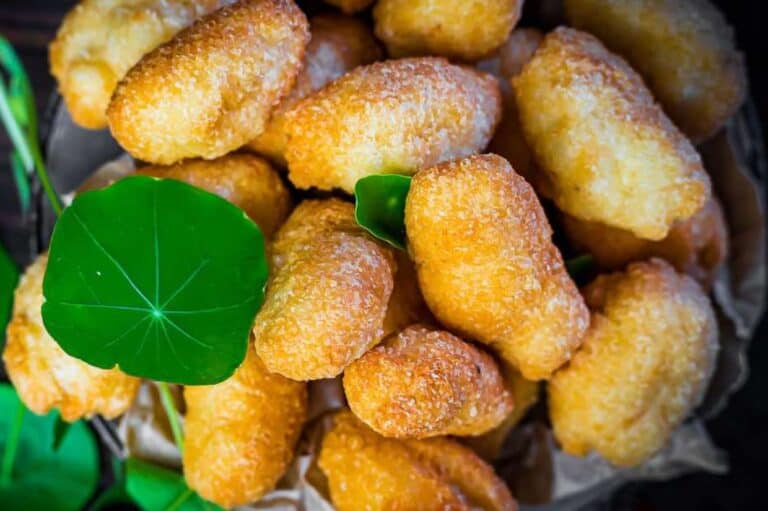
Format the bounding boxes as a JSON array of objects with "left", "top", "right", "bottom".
[
  {"left": 3, "top": 254, "right": 139, "bottom": 421},
  {"left": 381, "top": 252, "right": 431, "bottom": 337},
  {"left": 564, "top": 0, "right": 747, "bottom": 142},
  {"left": 247, "top": 14, "right": 381, "bottom": 165},
  {"left": 319, "top": 410, "right": 517, "bottom": 511},
  {"left": 478, "top": 28, "right": 546, "bottom": 191},
  {"left": 405, "top": 154, "right": 589, "bottom": 380},
  {"left": 107, "top": 0, "right": 309, "bottom": 164},
  {"left": 373, "top": 0, "right": 522, "bottom": 61},
  {"left": 464, "top": 365, "right": 539, "bottom": 461},
  {"left": 344, "top": 325, "right": 513, "bottom": 438},
  {"left": 548, "top": 259, "right": 719, "bottom": 467},
  {"left": 253, "top": 199, "right": 395, "bottom": 380},
  {"left": 284, "top": 57, "right": 501, "bottom": 193},
  {"left": 137, "top": 153, "right": 291, "bottom": 238},
  {"left": 49, "top": 0, "right": 234, "bottom": 130},
  {"left": 513, "top": 27, "right": 711, "bottom": 241},
  {"left": 183, "top": 345, "right": 307, "bottom": 507},
  {"left": 323, "top": 0, "right": 374, "bottom": 14},
  {"left": 562, "top": 198, "right": 728, "bottom": 289}
]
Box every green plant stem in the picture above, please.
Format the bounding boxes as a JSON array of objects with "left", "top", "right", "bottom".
[
  {"left": 0, "top": 400, "right": 24, "bottom": 486},
  {"left": 157, "top": 382, "right": 184, "bottom": 455},
  {"left": 0, "top": 84, "right": 63, "bottom": 217}
]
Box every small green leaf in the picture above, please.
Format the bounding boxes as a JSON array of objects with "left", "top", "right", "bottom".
[
  {"left": 51, "top": 415, "right": 72, "bottom": 451},
  {"left": 0, "top": 35, "right": 36, "bottom": 136},
  {"left": 354, "top": 174, "right": 412, "bottom": 250},
  {"left": 42, "top": 176, "right": 268, "bottom": 385},
  {"left": 126, "top": 458, "right": 223, "bottom": 511},
  {"left": 0, "top": 243, "right": 18, "bottom": 335},
  {"left": 565, "top": 254, "right": 594, "bottom": 284},
  {"left": 0, "top": 384, "right": 99, "bottom": 511}
]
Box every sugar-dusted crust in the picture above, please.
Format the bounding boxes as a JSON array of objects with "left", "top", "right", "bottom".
[
  {"left": 107, "top": 0, "right": 309, "bottom": 164},
  {"left": 565, "top": 0, "right": 746, "bottom": 142},
  {"left": 373, "top": 0, "right": 522, "bottom": 61},
  {"left": 513, "top": 27, "right": 711, "bottom": 240},
  {"left": 49, "top": 0, "right": 234, "bottom": 129},
  {"left": 247, "top": 14, "right": 381, "bottom": 165},
  {"left": 284, "top": 57, "right": 501, "bottom": 193},
  {"left": 138, "top": 153, "right": 292, "bottom": 238},
  {"left": 253, "top": 200, "right": 395, "bottom": 380},
  {"left": 183, "top": 345, "right": 307, "bottom": 508},
  {"left": 344, "top": 324, "right": 513, "bottom": 438},
  {"left": 548, "top": 259, "right": 719, "bottom": 467},
  {"left": 3, "top": 254, "right": 140, "bottom": 421},
  {"left": 319, "top": 410, "right": 517, "bottom": 511},
  {"left": 405, "top": 154, "right": 589, "bottom": 380},
  {"left": 562, "top": 197, "right": 728, "bottom": 289}
]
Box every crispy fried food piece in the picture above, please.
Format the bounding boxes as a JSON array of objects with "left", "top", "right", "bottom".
[
  {"left": 513, "top": 28, "right": 711, "bottom": 241},
  {"left": 284, "top": 57, "right": 501, "bottom": 193},
  {"left": 248, "top": 14, "right": 381, "bottom": 165},
  {"left": 323, "top": 0, "right": 374, "bottom": 14},
  {"left": 107, "top": 0, "right": 309, "bottom": 164},
  {"left": 137, "top": 153, "right": 291, "bottom": 238},
  {"left": 478, "top": 28, "right": 546, "bottom": 191},
  {"left": 183, "top": 344, "right": 307, "bottom": 508},
  {"left": 3, "top": 254, "right": 139, "bottom": 421},
  {"left": 405, "top": 154, "right": 589, "bottom": 380},
  {"left": 344, "top": 324, "right": 513, "bottom": 438},
  {"left": 381, "top": 252, "right": 432, "bottom": 337},
  {"left": 463, "top": 365, "right": 539, "bottom": 461},
  {"left": 565, "top": 0, "right": 746, "bottom": 142},
  {"left": 319, "top": 410, "right": 517, "bottom": 511},
  {"left": 253, "top": 199, "right": 395, "bottom": 380},
  {"left": 373, "top": 0, "right": 522, "bottom": 61},
  {"left": 562, "top": 198, "right": 728, "bottom": 289},
  {"left": 548, "top": 259, "right": 719, "bottom": 467},
  {"left": 49, "top": 0, "right": 234, "bottom": 130}
]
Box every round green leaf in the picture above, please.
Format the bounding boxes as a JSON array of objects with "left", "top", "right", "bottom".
[
  {"left": 126, "top": 458, "right": 222, "bottom": 511},
  {"left": 354, "top": 174, "right": 412, "bottom": 250},
  {"left": 0, "top": 384, "right": 99, "bottom": 511},
  {"left": 42, "top": 176, "right": 268, "bottom": 385},
  {"left": 0, "top": 243, "right": 17, "bottom": 334}
]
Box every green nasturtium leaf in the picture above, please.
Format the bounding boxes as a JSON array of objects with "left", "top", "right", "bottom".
[
  {"left": 0, "top": 384, "right": 99, "bottom": 511},
  {"left": 51, "top": 415, "right": 72, "bottom": 451},
  {"left": 42, "top": 176, "right": 268, "bottom": 385},
  {"left": 126, "top": 458, "right": 223, "bottom": 511},
  {"left": 0, "top": 243, "right": 17, "bottom": 335},
  {"left": 565, "top": 254, "right": 594, "bottom": 284},
  {"left": 354, "top": 174, "right": 412, "bottom": 250}
]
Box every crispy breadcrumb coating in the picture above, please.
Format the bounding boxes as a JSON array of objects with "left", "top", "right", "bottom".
[
  {"left": 284, "top": 57, "right": 501, "bottom": 193},
  {"left": 107, "top": 0, "right": 309, "bottom": 164},
  {"left": 564, "top": 0, "right": 746, "bottom": 142},
  {"left": 183, "top": 345, "right": 307, "bottom": 508},
  {"left": 247, "top": 14, "right": 381, "bottom": 165},
  {"left": 3, "top": 254, "right": 139, "bottom": 421},
  {"left": 513, "top": 27, "right": 711, "bottom": 240},
  {"left": 49, "top": 0, "right": 234, "bottom": 129},
  {"left": 319, "top": 410, "right": 517, "bottom": 511},
  {"left": 373, "top": 0, "right": 522, "bottom": 61},
  {"left": 405, "top": 154, "right": 588, "bottom": 380},
  {"left": 463, "top": 365, "right": 539, "bottom": 461},
  {"left": 548, "top": 259, "right": 719, "bottom": 467},
  {"left": 562, "top": 198, "right": 728, "bottom": 289},
  {"left": 344, "top": 324, "right": 513, "bottom": 438},
  {"left": 478, "top": 28, "right": 547, "bottom": 191},
  {"left": 381, "top": 252, "right": 432, "bottom": 337},
  {"left": 323, "top": 0, "right": 374, "bottom": 14},
  {"left": 137, "top": 153, "right": 291, "bottom": 239},
  {"left": 253, "top": 200, "right": 395, "bottom": 380}
]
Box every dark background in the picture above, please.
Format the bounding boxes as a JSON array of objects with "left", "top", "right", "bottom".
[{"left": 1, "top": 1, "right": 766, "bottom": 509}]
